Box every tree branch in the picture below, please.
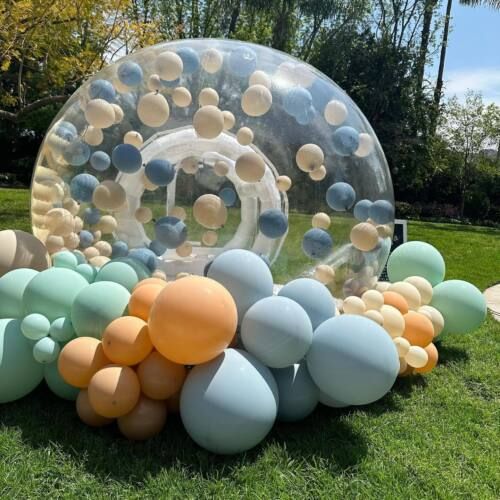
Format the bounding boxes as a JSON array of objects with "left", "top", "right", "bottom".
[{"left": 0, "top": 95, "right": 69, "bottom": 123}]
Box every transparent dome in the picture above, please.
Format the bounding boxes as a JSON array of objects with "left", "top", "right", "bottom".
[{"left": 31, "top": 39, "right": 394, "bottom": 297}]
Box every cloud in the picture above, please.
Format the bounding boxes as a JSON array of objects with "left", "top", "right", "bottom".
[{"left": 444, "top": 68, "right": 500, "bottom": 105}]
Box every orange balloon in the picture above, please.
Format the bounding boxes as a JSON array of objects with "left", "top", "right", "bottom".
[
  {"left": 133, "top": 278, "right": 168, "bottom": 291},
  {"left": 88, "top": 365, "right": 141, "bottom": 418},
  {"left": 137, "top": 351, "right": 187, "bottom": 400},
  {"left": 415, "top": 343, "right": 439, "bottom": 374},
  {"left": 403, "top": 311, "right": 434, "bottom": 347},
  {"left": 383, "top": 291, "right": 409, "bottom": 315},
  {"left": 167, "top": 389, "right": 181, "bottom": 413},
  {"left": 102, "top": 316, "right": 153, "bottom": 366},
  {"left": 117, "top": 395, "right": 168, "bottom": 440},
  {"left": 76, "top": 389, "right": 113, "bottom": 427},
  {"left": 58, "top": 337, "right": 110, "bottom": 388},
  {"left": 148, "top": 276, "right": 237, "bottom": 364},
  {"left": 128, "top": 284, "right": 164, "bottom": 321}
]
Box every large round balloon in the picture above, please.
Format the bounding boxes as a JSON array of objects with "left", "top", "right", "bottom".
[
  {"left": 31, "top": 39, "right": 394, "bottom": 297},
  {"left": 180, "top": 349, "right": 278, "bottom": 454},
  {"left": 0, "top": 268, "right": 38, "bottom": 319}
]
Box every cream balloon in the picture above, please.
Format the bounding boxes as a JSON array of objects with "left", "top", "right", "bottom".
[
  {"left": 0, "top": 230, "right": 50, "bottom": 276},
  {"left": 84, "top": 99, "right": 115, "bottom": 129},
  {"left": 137, "top": 92, "right": 170, "bottom": 127},
  {"left": 361, "top": 289, "right": 384, "bottom": 310},
  {"left": 82, "top": 126, "right": 103, "bottom": 146},
  {"left": 405, "top": 346, "right": 428, "bottom": 369},
  {"left": 95, "top": 215, "right": 117, "bottom": 234},
  {"left": 314, "top": 264, "right": 335, "bottom": 285},
  {"left": 45, "top": 235, "right": 64, "bottom": 254},
  {"left": 89, "top": 255, "right": 110, "bottom": 267},
  {"left": 202, "top": 230, "right": 218, "bottom": 246},
  {"left": 74, "top": 216, "right": 84, "bottom": 233},
  {"left": 276, "top": 175, "right": 291, "bottom": 192},
  {"left": 176, "top": 242, "right": 192, "bottom": 258},
  {"left": 236, "top": 126, "right": 254, "bottom": 145},
  {"left": 375, "top": 281, "right": 391, "bottom": 293},
  {"left": 324, "top": 99, "right": 348, "bottom": 125},
  {"left": 388, "top": 281, "right": 421, "bottom": 310},
  {"left": 241, "top": 84, "right": 272, "bottom": 117},
  {"left": 45, "top": 208, "right": 75, "bottom": 237},
  {"left": 180, "top": 157, "right": 199, "bottom": 174},
  {"left": 249, "top": 70, "right": 272, "bottom": 89},
  {"left": 355, "top": 133, "right": 374, "bottom": 157},
  {"left": 193, "top": 194, "right": 227, "bottom": 229},
  {"left": 170, "top": 206, "right": 186, "bottom": 221},
  {"left": 172, "top": 87, "right": 192, "bottom": 107},
  {"left": 214, "top": 160, "right": 230, "bottom": 177},
  {"left": 364, "top": 309, "right": 384, "bottom": 325},
  {"left": 193, "top": 105, "right": 224, "bottom": 139},
  {"left": 92, "top": 181, "right": 127, "bottom": 211},
  {"left": 222, "top": 111, "right": 235, "bottom": 130},
  {"left": 199, "top": 88, "right": 219, "bottom": 107},
  {"left": 405, "top": 276, "right": 433, "bottom": 305},
  {"left": 147, "top": 74, "right": 162, "bottom": 91},
  {"left": 64, "top": 233, "right": 80, "bottom": 250},
  {"left": 124, "top": 131, "right": 143, "bottom": 148},
  {"left": 156, "top": 51, "right": 183, "bottom": 81},
  {"left": 112, "top": 104, "right": 124, "bottom": 124},
  {"left": 135, "top": 207, "right": 153, "bottom": 224},
  {"left": 350, "top": 223, "right": 379, "bottom": 252},
  {"left": 418, "top": 305, "right": 444, "bottom": 337},
  {"left": 312, "top": 212, "right": 331, "bottom": 230},
  {"left": 309, "top": 165, "right": 327, "bottom": 181},
  {"left": 342, "top": 296, "right": 366, "bottom": 315},
  {"left": 393, "top": 337, "right": 411, "bottom": 357},
  {"left": 83, "top": 247, "right": 99, "bottom": 260},
  {"left": 200, "top": 48, "right": 223, "bottom": 73},
  {"left": 380, "top": 304, "right": 405, "bottom": 338},
  {"left": 296, "top": 144, "right": 324, "bottom": 172},
  {"left": 94, "top": 241, "right": 112, "bottom": 257},
  {"left": 235, "top": 152, "right": 265, "bottom": 182},
  {"left": 63, "top": 198, "right": 79, "bottom": 216}
]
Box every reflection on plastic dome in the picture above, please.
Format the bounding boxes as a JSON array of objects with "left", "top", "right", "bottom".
[{"left": 31, "top": 39, "right": 394, "bottom": 297}]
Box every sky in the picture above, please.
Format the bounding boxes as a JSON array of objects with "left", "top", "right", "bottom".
[{"left": 432, "top": 1, "right": 500, "bottom": 105}]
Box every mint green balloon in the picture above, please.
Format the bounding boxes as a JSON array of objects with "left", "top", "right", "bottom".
[
  {"left": 49, "top": 316, "right": 75, "bottom": 342},
  {"left": 44, "top": 361, "right": 79, "bottom": 400},
  {"left": 95, "top": 261, "right": 139, "bottom": 291},
  {"left": 71, "top": 281, "right": 130, "bottom": 339},
  {"left": 76, "top": 263, "right": 97, "bottom": 283},
  {"left": 33, "top": 336, "right": 60, "bottom": 364},
  {"left": 52, "top": 251, "right": 78, "bottom": 270},
  {"left": 23, "top": 268, "right": 89, "bottom": 322},
  {"left": 0, "top": 318, "right": 44, "bottom": 403},
  {"left": 0, "top": 268, "right": 38, "bottom": 318},
  {"left": 73, "top": 251, "right": 86, "bottom": 265},
  {"left": 21, "top": 313, "right": 50, "bottom": 340},
  {"left": 387, "top": 241, "right": 445, "bottom": 286},
  {"left": 431, "top": 280, "right": 487, "bottom": 335}
]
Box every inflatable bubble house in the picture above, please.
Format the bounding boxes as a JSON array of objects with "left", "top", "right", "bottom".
[{"left": 31, "top": 39, "right": 394, "bottom": 297}]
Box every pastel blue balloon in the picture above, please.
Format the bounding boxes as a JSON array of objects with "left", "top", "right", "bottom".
[
  {"left": 63, "top": 140, "right": 90, "bottom": 166},
  {"left": 309, "top": 77, "right": 334, "bottom": 112},
  {"left": 44, "top": 361, "right": 79, "bottom": 400},
  {"left": 75, "top": 263, "right": 97, "bottom": 283},
  {"left": 21, "top": 313, "right": 50, "bottom": 340},
  {"left": 161, "top": 77, "right": 180, "bottom": 88},
  {"left": 369, "top": 199, "right": 394, "bottom": 224},
  {"left": 207, "top": 249, "right": 274, "bottom": 321},
  {"left": 332, "top": 126, "right": 359, "bottom": 156},
  {"left": 272, "top": 361, "right": 319, "bottom": 422},
  {"left": 219, "top": 187, "right": 237, "bottom": 207},
  {"left": 78, "top": 230, "right": 94, "bottom": 248},
  {"left": 90, "top": 151, "right": 111, "bottom": 171},
  {"left": 241, "top": 296, "right": 313, "bottom": 368},
  {"left": 33, "top": 336, "right": 60, "bottom": 364},
  {"left": 95, "top": 261, "right": 140, "bottom": 291},
  {"left": 54, "top": 121, "right": 77, "bottom": 141},
  {"left": 145, "top": 159, "right": 175, "bottom": 186},
  {"left": 83, "top": 207, "right": 101, "bottom": 225},
  {"left": 258, "top": 209, "right": 288, "bottom": 239},
  {"left": 307, "top": 315, "right": 399, "bottom": 406},
  {"left": 70, "top": 173, "right": 99, "bottom": 202},
  {"left": 284, "top": 87, "right": 312, "bottom": 117},
  {"left": 154, "top": 216, "right": 187, "bottom": 248},
  {"left": 149, "top": 239, "right": 166, "bottom": 257},
  {"left": 52, "top": 250, "right": 78, "bottom": 270},
  {"left": 431, "top": 280, "right": 487, "bottom": 335},
  {"left": 326, "top": 182, "right": 356, "bottom": 211},
  {"left": 353, "top": 199, "right": 373, "bottom": 221},
  {"left": 302, "top": 228, "right": 333, "bottom": 259},
  {"left": 113, "top": 257, "right": 151, "bottom": 281},
  {"left": 0, "top": 268, "right": 38, "bottom": 319},
  {"left": 117, "top": 61, "right": 143, "bottom": 86},
  {"left": 278, "top": 278, "right": 336, "bottom": 330},
  {"left": 112, "top": 143, "right": 142, "bottom": 173},
  {"left": 111, "top": 240, "right": 129, "bottom": 258},
  {"left": 256, "top": 253, "right": 271, "bottom": 267},
  {"left": 128, "top": 247, "right": 157, "bottom": 272},
  {"left": 180, "top": 349, "right": 278, "bottom": 454},
  {"left": 228, "top": 46, "right": 257, "bottom": 77},
  {"left": 89, "top": 79, "right": 116, "bottom": 102},
  {"left": 49, "top": 316, "right": 75, "bottom": 342},
  {"left": 295, "top": 105, "right": 316, "bottom": 125},
  {"left": 177, "top": 47, "right": 200, "bottom": 74},
  {"left": 0, "top": 319, "right": 44, "bottom": 403},
  {"left": 319, "top": 391, "right": 349, "bottom": 408}
]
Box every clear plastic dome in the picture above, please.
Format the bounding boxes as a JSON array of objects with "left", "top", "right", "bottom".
[{"left": 31, "top": 39, "right": 394, "bottom": 297}]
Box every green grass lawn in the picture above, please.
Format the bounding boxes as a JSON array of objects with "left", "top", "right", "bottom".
[{"left": 0, "top": 188, "right": 499, "bottom": 498}]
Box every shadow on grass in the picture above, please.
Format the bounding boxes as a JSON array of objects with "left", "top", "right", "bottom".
[
  {"left": 413, "top": 221, "right": 499, "bottom": 237},
  {"left": 433, "top": 341, "right": 469, "bottom": 366}
]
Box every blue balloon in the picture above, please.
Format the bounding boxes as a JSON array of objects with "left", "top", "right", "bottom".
[
  {"left": 307, "top": 315, "right": 399, "bottom": 406},
  {"left": 54, "top": 121, "right": 77, "bottom": 141},
  {"left": 89, "top": 79, "right": 116, "bottom": 102},
  {"left": 353, "top": 199, "right": 373, "bottom": 221},
  {"left": 149, "top": 239, "right": 167, "bottom": 257},
  {"left": 219, "top": 187, "right": 237, "bottom": 207},
  {"left": 145, "top": 159, "right": 175, "bottom": 186},
  {"left": 369, "top": 199, "right": 394, "bottom": 224},
  {"left": 161, "top": 77, "right": 180, "bottom": 88},
  {"left": 90, "top": 151, "right": 111, "bottom": 171},
  {"left": 326, "top": 182, "right": 356, "bottom": 211},
  {"left": 272, "top": 361, "right": 319, "bottom": 422},
  {"left": 70, "top": 173, "right": 99, "bottom": 202},
  {"left": 128, "top": 247, "right": 157, "bottom": 272},
  {"left": 295, "top": 105, "right": 316, "bottom": 125},
  {"left": 256, "top": 253, "right": 271, "bottom": 267},
  {"left": 278, "top": 278, "right": 336, "bottom": 330},
  {"left": 72, "top": 251, "right": 86, "bottom": 265},
  {"left": 241, "top": 296, "right": 313, "bottom": 368},
  {"left": 228, "top": 46, "right": 257, "bottom": 77},
  {"left": 258, "top": 209, "right": 288, "bottom": 239},
  {"left": 284, "top": 87, "right": 312, "bottom": 117},
  {"left": 207, "top": 249, "right": 274, "bottom": 321},
  {"left": 180, "top": 348, "right": 278, "bottom": 454},
  {"left": 111, "top": 240, "right": 129, "bottom": 258},
  {"left": 154, "top": 216, "right": 187, "bottom": 249},
  {"left": 332, "top": 126, "right": 360, "bottom": 156},
  {"left": 63, "top": 140, "right": 90, "bottom": 166},
  {"left": 302, "top": 228, "right": 333, "bottom": 259},
  {"left": 78, "top": 230, "right": 94, "bottom": 248},
  {"left": 112, "top": 143, "right": 142, "bottom": 173},
  {"left": 319, "top": 391, "right": 349, "bottom": 408},
  {"left": 309, "top": 77, "right": 334, "bottom": 113},
  {"left": 117, "top": 61, "right": 143, "bottom": 87},
  {"left": 177, "top": 47, "right": 200, "bottom": 74},
  {"left": 83, "top": 207, "right": 101, "bottom": 225}
]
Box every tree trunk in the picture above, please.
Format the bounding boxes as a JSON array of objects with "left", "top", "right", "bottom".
[
  {"left": 272, "top": 0, "right": 296, "bottom": 52},
  {"left": 496, "top": 138, "right": 500, "bottom": 164},
  {"left": 416, "top": 0, "right": 437, "bottom": 93},
  {"left": 227, "top": 2, "right": 241, "bottom": 37}
]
